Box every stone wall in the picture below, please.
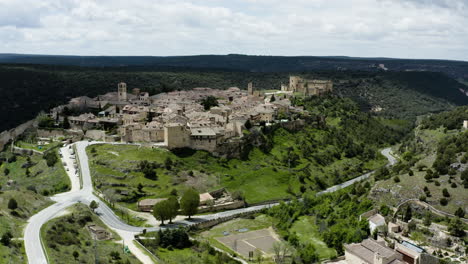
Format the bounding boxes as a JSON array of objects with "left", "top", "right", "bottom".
[
  {"left": 198, "top": 200, "right": 245, "bottom": 213},
  {"left": 190, "top": 209, "right": 261, "bottom": 230},
  {"left": 0, "top": 120, "right": 36, "bottom": 151},
  {"left": 85, "top": 130, "right": 106, "bottom": 141}
]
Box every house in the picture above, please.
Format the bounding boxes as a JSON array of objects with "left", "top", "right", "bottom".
[
  {"left": 368, "top": 214, "right": 386, "bottom": 233},
  {"left": 87, "top": 224, "right": 112, "bottom": 240},
  {"left": 394, "top": 241, "right": 439, "bottom": 264},
  {"left": 344, "top": 239, "right": 405, "bottom": 264},
  {"left": 199, "top": 192, "right": 215, "bottom": 206},
  {"left": 388, "top": 222, "right": 401, "bottom": 233},
  {"left": 137, "top": 198, "right": 167, "bottom": 212}
]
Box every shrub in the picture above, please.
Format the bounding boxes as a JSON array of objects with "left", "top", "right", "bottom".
[
  {"left": 440, "top": 198, "right": 448, "bottom": 206},
  {"left": 442, "top": 188, "right": 450, "bottom": 197},
  {"left": 408, "top": 170, "right": 414, "bottom": 176},
  {"left": 43, "top": 151, "right": 58, "bottom": 167},
  {"left": 419, "top": 195, "right": 426, "bottom": 202},
  {"left": 450, "top": 182, "right": 457, "bottom": 188},
  {"left": 8, "top": 198, "right": 18, "bottom": 210},
  {"left": 393, "top": 176, "right": 400, "bottom": 183},
  {"left": 434, "top": 181, "right": 440, "bottom": 186}
]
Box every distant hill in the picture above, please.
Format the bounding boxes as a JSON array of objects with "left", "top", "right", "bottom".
[
  {"left": 1, "top": 53, "right": 468, "bottom": 80},
  {"left": 0, "top": 64, "right": 467, "bottom": 132}
]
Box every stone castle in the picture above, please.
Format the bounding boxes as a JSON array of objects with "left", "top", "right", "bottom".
[
  {"left": 59, "top": 76, "right": 332, "bottom": 154},
  {"left": 281, "top": 76, "right": 333, "bottom": 96}
]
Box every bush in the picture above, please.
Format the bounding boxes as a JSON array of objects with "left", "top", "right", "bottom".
[
  {"left": 440, "top": 198, "right": 448, "bottom": 206},
  {"left": 43, "top": 151, "right": 58, "bottom": 167},
  {"left": 450, "top": 182, "right": 457, "bottom": 188},
  {"left": 408, "top": 170, "right": 414, "bottom": 176},
  {"left": 419, "top": 195, "right": 426, "bottom": 202},
  {"left": 8, "top": 198, "right": 18, "bottom": 210},
  {"left": 442, "top": 188, "right": 450, "bottom": 197},
  {"left": 393, "top": 176, "right": 400, "bottom": 183}
]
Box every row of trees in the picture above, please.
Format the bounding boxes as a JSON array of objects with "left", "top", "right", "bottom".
[{"left": 152, "top": 189, "right": 200, "bottom": 225}]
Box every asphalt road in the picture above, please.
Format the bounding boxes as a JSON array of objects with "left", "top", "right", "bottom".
[{"left": 24, "top": 143, "right": 396, "bottom": 264}]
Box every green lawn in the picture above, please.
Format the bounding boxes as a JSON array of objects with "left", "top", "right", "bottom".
[
  {"left": 41, "top": 203, "right": 140, "bottom": 264},
  {"left": 15, "top": 140, "right": 62, "bottom": 153},
  {"left": 289, "top": 216, "right": 336, "bottom": 260}
]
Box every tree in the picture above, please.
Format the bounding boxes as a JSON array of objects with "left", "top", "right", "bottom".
[
  {"left": 110, "top": 251, "right": 121, "bottom": 260},
  {"left": 454, "top": 207, "right": 465, "bottom": 218},
  {"left": 403, "top": 205, "right": 412, "bottom": 222},
  {"left": 442, "top": 188, "right": 450, "bottom": 197},
  {"left": 448, "top": 217, "right": 465, "bottom": 237},
  {"left": 89, "top": 200, "right": 99, "bottom": 213},
  {"left": 244, "top": 119, "right": 252, "bottom": 129},
  {"left": 200, "top": 96, "right": 218, "bottom": 110},
  {"left": 72, "top": 251, "right": 79, "bottom": 261},
  {"left": 270, "top": 94, "right": 276, "bottom": 102},
  {"left": 8, "top": 198, "right": 17, "bottom": 210},
  {"left": 0, "top": 232, "right": 12, "bottom": 246},
  {"left": 137, "top": 183, "right": 144, "bottom": 193},
  {"left": 180, "top": 189, "right": 200, "bottom": 219},
  {"left": 43, "top": 151, "right": 58, "bottom": 167},
  {"left": 167, "top": 196, "right": 180, "bottom": 224},
  {"left": 142, "top": 167, "right": 157, "bottom": 180},
  {"left": 153, "top": 200, "right": 171, "bottom": 225},
  {"left": 63, "top": 116, "right": 70, "bottom": 129},
  {"left": 164, "top": 157, "right": 173, "bottom": 170},
  {"left": 440, "top": 198, "right": 448, "bottom": 206},
  {"left": 4, "top": 168, "right": 9, "bottom": 176}
]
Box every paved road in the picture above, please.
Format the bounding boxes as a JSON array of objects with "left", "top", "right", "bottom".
[{"left": 24, "top": 143, "right": 396, "bottom": 264}]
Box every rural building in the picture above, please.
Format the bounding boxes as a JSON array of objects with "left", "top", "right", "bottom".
[
  {"left": 137, "top": 198, "right": 167, "bottom": 212},
  {"left": 87, "top": 224, "right": 112, "bottom": 240},
  {"left": 368, "top": 214, "right": 386, "bottom": 233},
  {"left": 344, "top": 239, "right": 405, "bottom": 264}
]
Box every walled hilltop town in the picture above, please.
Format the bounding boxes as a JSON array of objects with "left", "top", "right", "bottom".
[{"left": 44, "top": 76, "right": 332, "bottom": 155}]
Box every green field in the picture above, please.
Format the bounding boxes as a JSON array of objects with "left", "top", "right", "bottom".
[
  {"left": 41, "top": 203, "right": 140, "bottom": 264},
  {"left": 15, "top": 140, "right": 62, "bottom": 153}
]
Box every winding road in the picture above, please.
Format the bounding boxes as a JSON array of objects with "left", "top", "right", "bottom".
[{"left": 24, "top": 143, "right": 396, "bottom": 264}]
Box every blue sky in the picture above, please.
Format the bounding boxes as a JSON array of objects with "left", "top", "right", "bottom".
[{"left": 0, "top": 0, "right": 467, "bottom": 61}]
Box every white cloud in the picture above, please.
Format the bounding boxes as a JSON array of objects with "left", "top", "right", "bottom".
[{"left": 0, "top": 0, "right": 467, "bottom": 60}]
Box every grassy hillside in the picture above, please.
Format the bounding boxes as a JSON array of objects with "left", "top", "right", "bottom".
[
  {"left": 0, "top": 150, "right": 70, "bottom": 196},
  {"left": 1, "top": 64, "right": 467, "bottom": 132},
  {"left": 0, "top": 190, "right": 52, "bottom": 264},
  {"left": 371, "top": 106, "right": 468, "bottom": 214},
  {"left": 42, "top": 203, "right": 140, "bottom": 264},
  {"left": 87, "top": 97, "right": 406, "bottom": 209}
]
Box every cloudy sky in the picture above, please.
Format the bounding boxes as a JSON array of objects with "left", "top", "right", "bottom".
[{"left": 0, "top": 0, "right": 467, "bottom": 60}]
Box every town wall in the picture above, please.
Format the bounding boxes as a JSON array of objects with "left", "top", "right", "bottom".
[
  {"left": 0, "top": 120, "right": 36, "bottom": 151},
  {"left": 164, "top": 125, "right": 190, "bottom": 149},
  {"left": 85, "top": 130, "right": 106, "bottom": 141}
]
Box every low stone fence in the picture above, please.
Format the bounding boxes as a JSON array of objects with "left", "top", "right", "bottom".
[
  {"left": 198, "top": 200, "right": 245, "bottom": 214},
  {"left": 190, "top": 209, "right": 262, "bottom": 230}
]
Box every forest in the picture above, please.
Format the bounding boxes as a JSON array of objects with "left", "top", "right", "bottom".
[{"left": 1, "top": 63, "right": 467, "bottom": 132}]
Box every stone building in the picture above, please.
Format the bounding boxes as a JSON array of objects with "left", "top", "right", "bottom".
[
  {"left": 282, "top": 76, "right": 333, "bottom": 96},
  {"left": 344, "top": 239, "right": 405, "bottom": 264},
  {"left": 118, "top": 82, "right": 127, "bottom": 102}
]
